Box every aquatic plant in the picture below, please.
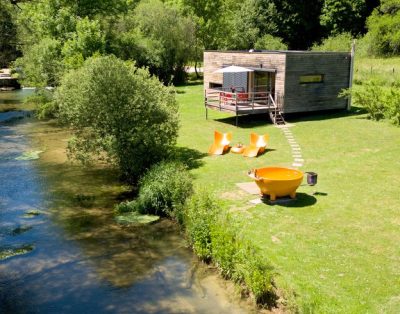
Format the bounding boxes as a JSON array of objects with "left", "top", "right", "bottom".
[
  {"left": 115, "top": 212, "right": 160, "bottom": 225},
  {"left": 15, "top": 150, "right": 43, "bottom": 161},
  {"left": 0, "top": 245, "right": 34, "bottom": 261}
]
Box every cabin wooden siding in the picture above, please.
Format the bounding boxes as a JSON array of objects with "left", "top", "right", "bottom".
[
  {"left": 283, "top": 52, "right": 351, "bottom": 113},
  {"left": 203, "top": 51, "right": 286, "bottom": 100}
]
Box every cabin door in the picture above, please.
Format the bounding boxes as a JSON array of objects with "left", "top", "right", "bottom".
[{"left": 253, "top": 71, "right": 275, "bottom": 97}]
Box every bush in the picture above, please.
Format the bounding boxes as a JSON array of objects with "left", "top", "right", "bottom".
[
  {"left": 183, "top": 189, "right": 276, "bottom": 305},
  {"left": 342, "top": 81, "right": 400, "bottom": 126},
  {"left": 184, "top": 190, "right": 219, "bottom": 261},
  {"left": 254, "top": 34, "right": 288, "bottom": 51},
  {"left": 135, "top": 161, "right": 193, "bottom": 222},
  {"left": 311, "top": 33, "right": 353, "bottom": 52},
  {"left": 383, "top": 88, "right": 400, "bottom": 126},
  {"left": 210, "top": 217, "right": 238, "bottom": 278},
  {"left": 24, "top": 88, "right": 58, "bottom": 120},
  {"left": 56, "top": 55, "right": 179, "bottom": 180},
  {"left": 365, "top": 0, "right": 400, "bottom": 56},
  {"left": 341, "top": 82, "right": 386, "bottom": 120}
]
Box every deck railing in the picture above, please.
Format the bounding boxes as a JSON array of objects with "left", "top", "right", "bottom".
[{"left": 205, "top": 88, "right": 274, "bottom": 111}]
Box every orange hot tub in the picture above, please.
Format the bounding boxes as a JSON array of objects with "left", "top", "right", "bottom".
[{"left": 248, "top": 167, "right": 304, "bottom": 201}]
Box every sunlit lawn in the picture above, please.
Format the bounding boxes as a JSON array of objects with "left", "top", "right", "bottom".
[{"left": 175, "top": 78, "right": 400, "bottom": 313}]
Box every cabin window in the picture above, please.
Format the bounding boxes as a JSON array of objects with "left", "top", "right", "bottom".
[
  {"left": 299, "top": 74, "right": 324, "bottom": 84},
  {"left": 209, "top": 82, "right": 222, "bottom": 89}
]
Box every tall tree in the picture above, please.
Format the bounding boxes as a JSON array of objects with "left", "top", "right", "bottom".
[
  {"left": 0, "top": 2, "right": 20, "bottom": 67},
  {"left": 320, "top": 0, "right": 380, "bottom": 36}
]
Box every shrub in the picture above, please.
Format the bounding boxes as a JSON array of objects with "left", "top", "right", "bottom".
[
  {"left": 24, "top": 89, "right": 58, "bottom": 120},
  {"left": 56, "top": 55, "right": 179, "bottom": 180},
  {"left": 135, "top": 161, "right": 193, "bottom": 222},
  {"left": 183, "top": 189, "right": 276, "bottom": 305},
  {"left": 235, "top": 242, "right": 275, "bottom": 304},
  {"left": 311, "top": 33, "right": 353, "bottom": 52},
  {"left": 254, "top": 34, "right": 288, "bottom": 51},
  {"left": 184, "top": 190, "right": 219, "bottom": 261},
  {"left": 341, "top": 81, "right": 386, "bottom": 120},
  {"left": 383, "top": 88, "right": 400, "bottom": 126},
  {"left": 210, "top": 216, "right": 238, "bottom": 278}
]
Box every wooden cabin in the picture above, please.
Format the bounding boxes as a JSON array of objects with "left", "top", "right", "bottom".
[{"left": 204, "top": 50, "right": 353, "bottom": 125}]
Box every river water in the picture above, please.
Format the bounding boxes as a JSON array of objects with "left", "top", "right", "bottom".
[{"left": 0, "top": 90, "right": 255, "bottom": 314}]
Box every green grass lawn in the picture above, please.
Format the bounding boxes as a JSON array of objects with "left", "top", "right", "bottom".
[{"left": 175, "top": 79, "right": 400, "bottom": 313}]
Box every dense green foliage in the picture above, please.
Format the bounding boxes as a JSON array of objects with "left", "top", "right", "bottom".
[
  {"left": 11, "top": 0, "right": 400, "bottom": 90},
  {"left": 342, "top": 81, "right": 400, "bottom": 125},
  {"left": 0, "top": 2, "right": 20, "bottom": 67},
  {"left": 56, "top": 56, "right": 179, "bottom": 179},
  {"left": 184, "top": 190, "right": 275, "bottom": 304},
  {"left": 134, "top": 161, "right": 193, "bottom": 222},
  {"left": 311, "top": 32, "right": 353, "bottom": 52},
  {"left": 365, "top": 0, "right": 400, "bottom": 55}
]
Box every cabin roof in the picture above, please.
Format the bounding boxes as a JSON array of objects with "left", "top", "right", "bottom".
[{"left": 204, "top": 50, "right": 350, "bottom": 55}]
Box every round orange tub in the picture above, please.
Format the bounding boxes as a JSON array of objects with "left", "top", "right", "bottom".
[{"left": 248, "top": 167, "right": 303, "bottom": 200}]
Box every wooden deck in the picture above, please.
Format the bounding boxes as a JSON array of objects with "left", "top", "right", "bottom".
[{"left": 204, "top": 89, "right": 278, "bottom": 125}]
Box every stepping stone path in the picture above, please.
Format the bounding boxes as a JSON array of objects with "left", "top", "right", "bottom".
[{"left": 277, "top": 125, "right": 304, "bottom": 168}]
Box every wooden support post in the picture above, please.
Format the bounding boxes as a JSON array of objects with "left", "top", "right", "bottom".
[{"left": 347, "top": 40, "right": 355, "bottom": 111}]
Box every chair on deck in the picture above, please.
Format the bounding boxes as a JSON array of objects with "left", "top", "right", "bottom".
[
  {"left": 242, "top": 133, "right": 269, "bottom": 157},
  {"left": 208, "top": 130, "right": 232, "bottom": 155}
]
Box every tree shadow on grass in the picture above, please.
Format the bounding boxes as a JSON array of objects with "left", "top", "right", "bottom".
[{"left": 170, "top": 146, "right": 207, "bottom": 170}]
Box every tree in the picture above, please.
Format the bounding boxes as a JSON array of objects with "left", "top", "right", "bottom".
[
  {"left": 365, "top": 0, "right": 400, "bottom": 55},
  {"left": 112, "top": 0, "right": 195, "bottom": 84},
  {"left": 56, "top": 55, "right": 179, "bottom": 180},
  {"left": 182, "top": 0, "right": 228, "bottom": 50},
  {"left": 320, "top": 0, "right": 379, "bottom": 36},
  {"left": 14, "top": 37, "right": 63, "bottom": 87},
  {"left": 0, "top": 2, "right": 20, "bottom": 67}
]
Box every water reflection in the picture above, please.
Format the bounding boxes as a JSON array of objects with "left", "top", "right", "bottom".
[{"left": 0, "top": 91, "right": 256, "bottom": 313}]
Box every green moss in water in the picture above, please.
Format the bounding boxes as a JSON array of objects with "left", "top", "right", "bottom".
[
  {"left": 115, "top": 212, "right": 160, "bottom": 225},
  {"left": 0, "top": 245, "right": 34, "bottom": 260},
  {"left": 15, "top": 150, "right": 44, "bottom": 161},
  {"left": 22, "top": 209, "right": 45, "bottom": 218}
]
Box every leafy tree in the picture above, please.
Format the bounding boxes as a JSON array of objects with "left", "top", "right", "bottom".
[
  {"left": 14, "top": 37, "right": 63, "bottom": 87},
  {"left": 113, "top": 0, "right": 195, "bottom": 84},
  {"left": 254, "top": 34, "right": 288, "bottom": 50},
  {"left": 311, "top": 33, "right": 353, "bottom": 52},
  {"left": 0, "top": 2, "right": 20, "bottom": 67},
  {"left": 320, "top": 0, "right": 379, "bottom": 36},
  {"left": 182, "top": 0, "right": 228, "bottom": 50},
  {"left": 62, "top": 17, "right": 105, "bottom": 70},
  {"left": 56, "top": 55, "right": 179, "bottom": 180},
  {"left": 365, "top": 0, "right": 400, "bottom": 55}
]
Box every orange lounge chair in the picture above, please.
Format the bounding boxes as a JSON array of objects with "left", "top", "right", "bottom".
[
  {"left": 208, "top": 130, "right": 232, "bottom": 155},
  {"left": 242, "top": 133, "right": 269, "bottom": 157}
]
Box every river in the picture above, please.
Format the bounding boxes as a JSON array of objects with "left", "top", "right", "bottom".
[{"left": 0, "top": 90, "right": 256, "bottom": 314}]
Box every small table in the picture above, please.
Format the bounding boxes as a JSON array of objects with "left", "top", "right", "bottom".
[{"left": 231, "top": 144, "right": 245, "bottom": 154}]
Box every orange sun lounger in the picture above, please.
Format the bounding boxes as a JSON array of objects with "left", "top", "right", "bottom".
[
  {"left": 208, "top": 130, "right": 232, "bottom": 155},
  {"left": 242, "top": 133, "right": 269, "bottom": 157}
]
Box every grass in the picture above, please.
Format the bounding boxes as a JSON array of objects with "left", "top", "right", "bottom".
[{"left": 175, "top": 65, "right": 400, "bottom": 313}]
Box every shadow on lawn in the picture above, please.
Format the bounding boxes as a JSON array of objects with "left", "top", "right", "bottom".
[
  {"left": 213, "top": 114, "right": 273, "bottom": 128},
  {"left": 285, "top": 107, "right": 367, "bottom": 123},
  {"left": 267, "top": 193, "right": 317, "bottom": 208},
  {"left": 171, "top": 146, "right": 207, "bottom": 170}
]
